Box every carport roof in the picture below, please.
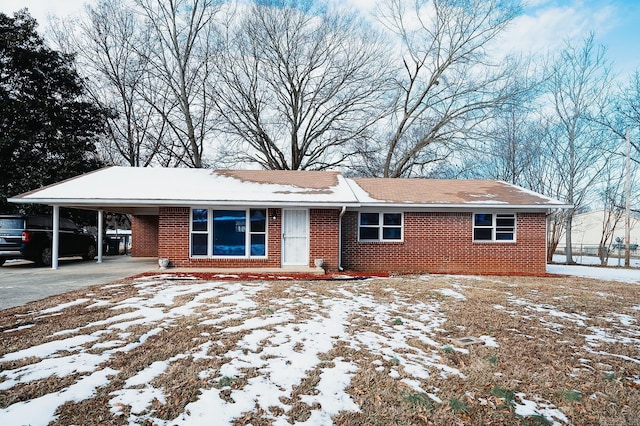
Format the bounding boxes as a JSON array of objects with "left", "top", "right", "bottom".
[
  {"left": 8, "top": 166, "right": 571, "bottom": 214},
  {"left": 8, "top": 167, "right": 361, "bottom": 214}
]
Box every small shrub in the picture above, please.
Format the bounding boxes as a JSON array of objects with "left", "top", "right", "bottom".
[
  {"left": 449, "top": 397, "right": 469, "bottom": 414},
  {"left": 442, "top": 345, "right": 454, "bottom": 354},
  {"left": 603, "top": 372, "right": 617, "bottom": 381},
  {"left": 218, "top": 376, "right": 237, "bottom": 388},
  {"left": 491, "top": 386, "right": 515, "bottom": 408},
  {"left": 392, "top": 318, "right": 403, "bottom": 325},
  {"left": 390, "top": 356, "right": 401, "bottom": 365},
  {"left": 521, "top": 414, "right": 552, "bottom": 425},
  {"left": 403, "top": 392, "right": 434, "bottom": 410},
  {"left": 485, "top": 355, "right": 498, "bottom": 365},
  {"left": 264, "top": 307, "right": 274, "bottom": 315},
  {"left": 562, "top": 390, "right": 581, "bottom": 402}
]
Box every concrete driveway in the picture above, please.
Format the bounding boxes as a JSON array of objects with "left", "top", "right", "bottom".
[{"left": 0, "top": 256, "right": 157, "bottom": 310}]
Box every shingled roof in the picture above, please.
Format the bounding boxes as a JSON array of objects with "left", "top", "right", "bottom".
[
  {"left": 9, "top": 167, "right": 569, "bottom": 213},
  {"left": 350, "top": 178, "right": 565, "bottom": 207}
]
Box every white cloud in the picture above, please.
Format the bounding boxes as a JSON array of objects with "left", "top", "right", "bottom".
[
  {"left": 497, "top": 1, "right": 618, "bottom": 58},
  {"left": 0, "top": 0, "right": 87, "bottom": 28}
]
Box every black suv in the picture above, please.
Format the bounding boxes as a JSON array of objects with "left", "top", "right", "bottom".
[{"left": 0, "top": 215, "right": 97, "bottom": 267}]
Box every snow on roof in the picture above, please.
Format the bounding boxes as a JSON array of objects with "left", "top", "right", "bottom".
[
  {"left": 9, "top": 167, "right": 569, "bottom": 210},
  {"left": 10, "top": 167, "right": 359, "bottom": 207}
]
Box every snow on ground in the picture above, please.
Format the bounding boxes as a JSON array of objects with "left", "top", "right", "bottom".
[
  {"left": 0, "top": 265, "right": 638, "bottom": 425},
  {"left": 0, "top": 277, "right": 464, "bottom": 425},
  {"left": 548, "top": 260, "right": 640, "bottom": 284},
  {"left": 553, "top": 254, "right": 640, "bottom": 268}
]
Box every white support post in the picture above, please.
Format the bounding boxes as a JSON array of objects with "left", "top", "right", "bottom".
[
  {"left": 97, "top": 210, "right": 103, "bottom": 264},
  {"left": 52, "top": 205, "right": 60, "bottom": 270}
]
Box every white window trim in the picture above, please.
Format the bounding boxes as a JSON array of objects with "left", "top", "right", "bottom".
[
  {"left": 472, "top": 212, "right": 517, "bottom": 243},
  {"left": 358, "top": 211, "right": 404, "bottom": 242},
  {"left": 189, "top": 208, "right": 268, "bottom": 258},
  {"left": 190, "top": 208, "right": 210, "bottom": 257}
]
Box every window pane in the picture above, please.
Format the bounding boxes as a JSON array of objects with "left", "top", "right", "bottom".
[
  {"left": 474, "top": 213, "right": 492, "bottom": 227},
  {"left": 251, "top": 234, "right": 266, "bottom": 256},
  {"left": 191, "top": 233, "right": 208, "bottom": 255},
  {"left": 496, "top": 227, "right": 514, "bottom": 233},
  {"left": 360, "top": 213, "right": 379, "bottom": 226},
  {"left": 474, "top": 228, "right": 492, "bottom": 240},
  {"left": 383, "top": 227, "right": 401, "bottom": 240},
  {"left": 359, "top": 227, "right": 379, "bottom": 240},
  {"left": 496, "top": 232, "right": 514, "bottom": 241},
  {"left": 496, "top": 217, "right": 515, "bottom": 227},
  {"left": 213, "top": 210, "right": 246, "bottom": 256},
  {"left": 250, "top": 209, "right": 266, "bottom": 233},
  {"left": 192, "top": 209, "right": 208, "bottom": 231},
  {"left": 383, "top": 213, "right": 401, "bottom": 226}
]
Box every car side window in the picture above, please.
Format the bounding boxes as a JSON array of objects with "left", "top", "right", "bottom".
[{"left": 60, "top": 218, "right": 78, "bottom": 231}]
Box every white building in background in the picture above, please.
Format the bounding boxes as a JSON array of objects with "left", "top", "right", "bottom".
[{"left": 569, "top": 210, "right": 639, "bottom": 250}]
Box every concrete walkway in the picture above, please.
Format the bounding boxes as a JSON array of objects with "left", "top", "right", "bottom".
[{"left": 0, "top": 256, "right": 157, "bottom": 310}]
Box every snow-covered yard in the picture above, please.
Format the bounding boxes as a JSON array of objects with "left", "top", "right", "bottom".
[{"left": 1, "top": 268, "right": 639, "bottom": 425}]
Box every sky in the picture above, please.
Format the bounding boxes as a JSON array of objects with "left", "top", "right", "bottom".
[{"left": 1, "top": 0, "right": 638, "bottom": 76}]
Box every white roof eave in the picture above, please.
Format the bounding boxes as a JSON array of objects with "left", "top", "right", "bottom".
[
  {"left": 345, "top": 202, "right": 572, "bottom": 211},
  {"left": 7, "top": 197, "right": 362, "bottom": 209},
  {"left": 8, "top": 197, "right": 571, "bottom": 211}
]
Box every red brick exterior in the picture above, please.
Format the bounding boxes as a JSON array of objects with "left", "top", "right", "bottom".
[
  {"left": 309, "top": 209, "right": 340, "bottom": 271},
  {"left": 157, "top": 207, "right": 283, "bottom": 268},
  {"left": 131, "top": 215, "right": 158, "bottom": 257},
  {"left": 135, "top": 208, "right": 548, "bottom": 275},
  {"left": 341, "top": 211, "right": 547, "bottom": 276}
]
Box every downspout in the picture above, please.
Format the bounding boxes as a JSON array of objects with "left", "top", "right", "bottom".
[{"left": 338, "top": 205, "right": 347, "bottom": 271}]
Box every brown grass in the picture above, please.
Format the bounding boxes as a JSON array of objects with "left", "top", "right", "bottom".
[{"left": 0, "top": 274, "right": 638, "bottom": 425}]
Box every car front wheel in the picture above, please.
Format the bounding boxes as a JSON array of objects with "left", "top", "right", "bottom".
[{"left": 83, "top": 244, "right": 97, "bottom": 261}]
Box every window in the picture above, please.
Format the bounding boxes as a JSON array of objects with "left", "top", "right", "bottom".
[
  {"left": 191, "top": 209, "right": 208, "bottom": 255},
  {"left": 359, "top": 212, "right": 402, "bottom": 241},
  {"left": 190, "top": 208, "right": 267, "bottom": 257},
  {"left": 473, "top": 213, "right": 516, "bottom": 242}
]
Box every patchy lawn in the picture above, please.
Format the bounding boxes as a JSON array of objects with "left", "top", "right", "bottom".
[{"left": 0, "top": 273, "right": 639, "bottom": 425}]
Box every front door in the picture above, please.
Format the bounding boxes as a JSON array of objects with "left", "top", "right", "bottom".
[{"left": 282, "top": 209, "right": 309, "bottom": 266}]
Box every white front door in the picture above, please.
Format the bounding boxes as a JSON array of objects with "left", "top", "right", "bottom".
[{"left": 282, "top": 209, "right": 309, "bottom": 266}]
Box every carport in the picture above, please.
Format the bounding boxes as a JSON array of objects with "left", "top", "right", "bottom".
[{"left": 8, "top": 169, "right": 159, "bottom": 270}]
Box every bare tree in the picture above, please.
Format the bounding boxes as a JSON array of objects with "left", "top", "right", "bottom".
[
  {"left": 596, "top": 160, "right": 627, "bottom": 265},
  {"left": 545, "top": 33, "right": 615, "bottom": 264},
  {"left": 365, "top": 0, "right": 522, "bottom": 178},
  {"left": 212, "top": 0, "right": 391, "bottom": 170},
  {"left": 136, "top": 0, "right": 221, "bottom": 168},
  {"left": 49, "top": 0, "right": 170, "bottom": 167},
  {"left": 84, "top": 0, "right": 167, "bottom": 166},
  {"left": 472, "top": 87, "right": 545, "bottom": 187},
  {"left": 616, "top": 70, "right": 640, "bottom": 165}
]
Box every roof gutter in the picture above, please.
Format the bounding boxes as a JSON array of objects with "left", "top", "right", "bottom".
[{"left": 338, "top": 205, "right": 347, "bottom": 271}]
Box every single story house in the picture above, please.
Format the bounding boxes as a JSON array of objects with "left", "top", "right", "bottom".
[{"left": 9, "top": 167, "right": 570, "bottom": 275}]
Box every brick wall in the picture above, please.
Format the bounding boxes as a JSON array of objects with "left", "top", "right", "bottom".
[
  {"left": 309, "top": 209, "right": 340, "bottom": 271},
  {"left": 341, "top": 211, "right": 547, "bottom": 276},
  {"left": 131, "top": 215, "right": 158, "bottom": 257},
  {"left": 158, "top": 207, "right": 283, "bottom": 268}
]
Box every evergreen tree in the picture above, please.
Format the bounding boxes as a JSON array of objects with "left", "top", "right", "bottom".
[{"left": 0, "top": 10, "right": 106, "bottom": 213}]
